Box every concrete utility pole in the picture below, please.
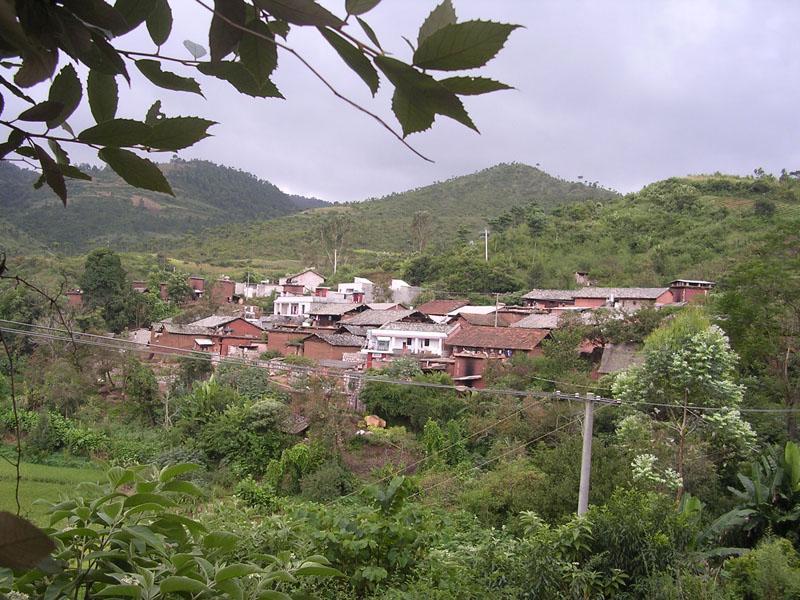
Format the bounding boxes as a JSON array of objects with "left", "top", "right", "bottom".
[
  {"left": 483, "top": 228, "right": 489, "bottom": 262},
  {"left": 577, "top": 392, "right": 595, "bottom": 516}
]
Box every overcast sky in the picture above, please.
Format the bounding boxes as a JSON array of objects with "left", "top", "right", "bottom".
[{"left": 12, "top": 1, "right": 800, "bottom": 202}]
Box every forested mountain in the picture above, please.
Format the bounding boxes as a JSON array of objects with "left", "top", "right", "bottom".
[
  {"left": 171, "top": 163, "right": 618, "bottom": 263},
  {"left": 0, "top": 159, "right": 327, "bottom": 254}
]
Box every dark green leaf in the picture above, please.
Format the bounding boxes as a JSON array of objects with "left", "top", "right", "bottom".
[
  {"left": 18, "top": 101, "right": 65, "bottom": 123},
  {"left": 99, "top": 147, "right": 174, "bottom": 195},
  {"left": 197, "top": 61, "right": 282, "bottom": 98},
  {"left": 147, "top": 0, "right": 172, "bottom": 45},
  {"left": 96, "top": 584, "right": 141, "bottom": 598},
  {"left": 345, "top": 0, "right": 380, "bottom": 15},
  {"left": 413, "top": 21, "right": 520, "bottom": 71},
  {"left": 0, "top": 511, "right": 56, "bottom": 570},
  {"left": 159, "top": 463, "right": 202, "bottom": 482},
  {"left": 183, "top": 39, "right": 207, "bottom": 59},
  {"left": 319, "top": 28, "right": 378, "bottom": 96},
  {"left": 145, "top": 100, "right": 164, "bottom": 126},
  {"left": 203, "top": 530, "right": 238, "bottom": 551},
  {"left": 439, "top": 75, "right": 512, "bottom": 95},
  {"left": 79, "top": 119, "right": 152, "bottom": 147},
  {"left": 136, "top": 59, "right": 203, "bottom": 96},
  {"left": 147, "top": 117, "right": 215, "bottom": 151},
  {"left": 356, "top": 16, "right": 381, "bottom": 50},
  {"left": 88, "top": 70, "right": 119, "bottom": 122},
  {"left": 160, "top": 576, "right": 207, "bottom": 593},
  {"left": 375, "top": 55, "right": 476, "bottom": 136},
  {"left": 89, "top": 31, "right": 130, "bottom": 80},
  {"left": 60, "top": 164, "right": 92, "bottom": 181},
  {"left": 34, "top": 144, "right": 68, "bottom": 205},
  {"left": 294, "top": 563, "right": 344, "bottom": 578},
  {"left": 61, "top": 0, "right": 128, "bottom": 36},
  {"left": 0, "top": 129, "right": 26, "bottom": 159},
  {"left": 253, "top": 0, "right": 342, "bottom": 28},
  {"left": 50, "top": 7, "right": 95, "bottom": 59},
  {"left": 209, "top": 0, "right": 246, "bottom": 61},
  {"left": 417, "top": 0, "right": 455, "bottom": 46},
  {"left": 239, "top": 19, "right": 278, "bottom": 83},
  {"left": 0, "top": 1, "right": 34, "bottom": 53},
  {"left": 15, "top": 146, "right": 37, "bottom": 159},
  {"left": 48, "top": 139, "right": 69, "bottom": 165},
  {"left": 47, "top": 64, "right": 82, "bottom": 128},
  {"left": 114, "top": 0, "right": 158, "bottom": 33},
  {"left": 267, "top": 19, "right": 290, "bottom": 39},
  {"left": 15, "top": 48, "right": 59, "bottom": 88}
]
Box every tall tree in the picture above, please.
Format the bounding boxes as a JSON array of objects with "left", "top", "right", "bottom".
[
  {"left": 319, "top": 213, "right": 352, "bottom": 274},
  {"left": 613, "top": 308, "right": 756, "bottom": 497},
  {"left": 410, "top": 210, "right": 433, "bottom": 253},
  {"left": 79, "top": 248, "right": 133, "bottom": 332}
]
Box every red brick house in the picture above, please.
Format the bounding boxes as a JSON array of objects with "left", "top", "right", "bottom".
[
  {"left": 210, "top": 278, "right": 236, "bottom": 305},
  {"left": 65, "top": 289, "right": 83, "bottom": 308},
  {"left": 150, "top": 316, "right": 265, "bottom": 357},
  {"left": 669, "top": 279, "right": 714, "bottom": 303},
  {"left": 445, "top": 326, "right": 550, "bottom": 388},
  {"left": 301, "top": 332, "right": 365, "bottom": 361},
  {"left": 265, "top": 328, "right": 311, "bottom": 356},
  {"left": 523, "top": 287, "right": 675, "bottom": 310}
]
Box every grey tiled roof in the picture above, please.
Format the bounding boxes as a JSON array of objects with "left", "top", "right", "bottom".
[
  {"left": 521, "top": 289, "right": 575, "bottom": 301},
  {"left": 523, "top": 287, "right": 670, "bottom": 301},
  {"left": 377, "top": 322, "right": 453, "bottom": 333},
  {"left": 341, "top": 309, "right": 416, "bottom": 326},
  {"left": 309, "top": 303, "right": 364, "bottom": 316},
  {"left": 511, "top": 313, "right": 561, "bottom": 329},
  {"left": 304, "top": 332, "right": 365, "bottom": 347}
]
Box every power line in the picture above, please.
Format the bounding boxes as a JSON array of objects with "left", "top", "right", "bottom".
[{"left": 2, "top": 321, "right": 798, "bottom": 415}]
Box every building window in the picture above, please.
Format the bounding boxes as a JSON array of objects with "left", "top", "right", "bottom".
[
  {"left": 423, "top": 338, "right": 430, "bottom": 347},
  {"left": 377, "top": 339, "right": 390, "bottom": 351},
  {"left": 406, "top": 338, "right": 413, "bottom": 345},
  {"left": 290, "top": 304, "right": 298, "bottom": 315}
]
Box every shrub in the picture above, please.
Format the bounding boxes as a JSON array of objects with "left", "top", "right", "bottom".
[
  {"left": 235, "top": 476, "right": 276, "bottom": 509},
  {"left": 300, "top": 459, "right": 356, "bottom": 502},
  {"left": 722, "top": 537, "right": 800, "bottom": 599}
]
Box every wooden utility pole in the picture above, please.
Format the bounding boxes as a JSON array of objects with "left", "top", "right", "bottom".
[{"left": 577, "top": 392, "right": 595, "bottom": 515}]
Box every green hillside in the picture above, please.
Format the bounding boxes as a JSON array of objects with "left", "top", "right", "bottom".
[
  {"left": 399, "top": 173, "right": 800, "bottom": 294},
  {"left": 170, "top": 163, "right": 619, "bottom": 264},
  {"left": 0, "top": 159, "right": 327, "bottom": 254}
]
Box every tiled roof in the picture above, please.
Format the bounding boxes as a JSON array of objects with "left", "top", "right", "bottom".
[
  {"left": 309, "top": 303, "right": 364, "bottom": 316},
  {"left": 190, "top": 315, "right": 241, "bottom": 328},
  {"left": 163, "top": 323, "right": 211, "bottom": 335},
  {"left": 456, "top": 312, "right": 517, "bottom": 327},
  {"left": 416, "top": 299, "right": 469, "bottom": 315},
  {"left": 446, "top": 325, "right": 549, "bottom": 350},
  {"left": 367, "top": 302, "right": 403, "bottom": 310},
  {"left": 341, "top": 309, "right": 417, "bottom": 326},
  {"left": 572, "top": 287, "right": 669, "bottom": 299},
  {"left": 260, "top": 315, "right": 305, "bottom": 330},
  {"left": 304, "top": 332, "right": 365, "bottom": 347},
  {"left": 377, "top": 322, "right": 453, "bottom": 333},
  {"left": 511, "top": 313, "right": 562, "bottom": 329},
  {"left": 339, "top": 324, "right": 369, "bottom": 337},
  {"left": 522, "top": 289, "right": 575, "bottom": 301},
  {"left": 523, "top": 287, "right": 670, "bottom": 301}
]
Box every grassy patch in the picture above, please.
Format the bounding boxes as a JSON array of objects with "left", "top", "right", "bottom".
[{"left": 0, "top": 459, "right": 103, "bottom": 525}]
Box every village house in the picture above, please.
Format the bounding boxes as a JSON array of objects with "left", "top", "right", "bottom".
[
  {"left": 210, "top": 277, "right": 237, "bottom": 305},
  {"left": 188, "top": 276, "right": 205, "bottom": 300},
  {"left": 279, "top": 269, "right": 325, "bottom": 294},
  {"left": 451, "top": 311, "right": 524, "bottom": 328},
  {"left": 390, "top": 279, "right": 421, "bottom": 305},
  {"left": 337, "top": 277, "right": 375, "bottom": 303},
  {"left": 340, "top": 308, "right": 430, "bottom": 328},
  {"left": 301, "top": 331, "right": 365, "bottom": 361},
  {"left": 363, "top": 321, "right": 458, "bottom": 359},
  {"left": 235, "top": 280, "right": 281, "bottom": 300},
  {"left": 445, "top": 326, "right": 550, "bottom": 388},
  {"left": 150, "top": 315, "right": 265, "bottom": 358},
  {"left": 309, "top": 303, "right": 366, "bottom": 328},
  {"left": 65, "top": 289, "right": 83, "bottom": 307},
  {"left": 264, "top": 327, "right": 312, "bottom": 356},
  {"left": 415, "top": 299, "right": 469, "bottom": 319},
  {"left": 521, "top": 280, "right": 715, "bottom": 311}
]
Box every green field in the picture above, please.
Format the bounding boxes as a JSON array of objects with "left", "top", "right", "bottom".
[{"left": 0, "top": 460, "right": 103, "bottom": 525}]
